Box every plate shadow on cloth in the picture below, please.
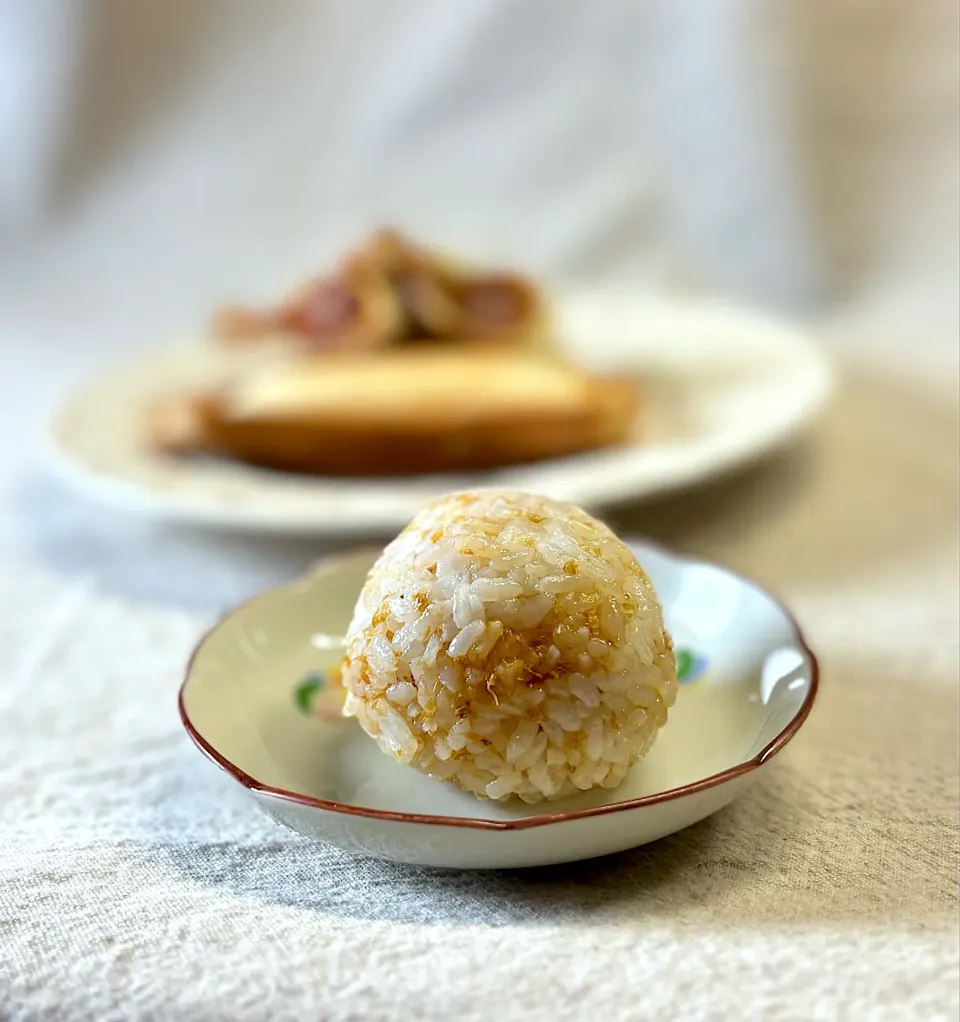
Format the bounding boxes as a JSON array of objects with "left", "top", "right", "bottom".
[
  {"left": 156, "top": 806, "right": 727, "bottom": 927},
  {"left": 146, "top": 761, "right": 851, "bottom": 929},
  {"left": 151, "top": 649, "right": 958, "bottom": 930}
]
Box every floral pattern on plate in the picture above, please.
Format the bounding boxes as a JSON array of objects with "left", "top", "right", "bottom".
[
  {"left": 676, "top": 649, "right": 708, "bottom": 685},
  {"left": 294, "top": 666, "right": 347, "bottom": 722}
]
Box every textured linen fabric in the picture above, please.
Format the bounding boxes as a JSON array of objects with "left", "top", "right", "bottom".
[
  {"left": 1, "top": 2, "right": 958, "bottom": 1020},
  {"left": 1, "top": 317, "right": 957, "bottom": 1022}
]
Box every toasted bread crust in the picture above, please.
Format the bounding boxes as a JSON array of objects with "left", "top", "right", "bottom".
[
  {"left": 149, "top": 372, "right": 638, "bottom": 476},
  {"left": 147, "top": 395, "right": 211, "bottom": 454}
]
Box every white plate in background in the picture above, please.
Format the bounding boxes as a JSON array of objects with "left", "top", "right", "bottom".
[{"left": 49, "top": 292, "right": 832, "bottom": 535}]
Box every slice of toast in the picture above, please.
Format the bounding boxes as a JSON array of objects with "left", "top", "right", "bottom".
[{"left": 149, "top": 348, "right": 638, "bottom": 476}]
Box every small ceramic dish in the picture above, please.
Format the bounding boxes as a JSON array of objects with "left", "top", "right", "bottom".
[{"left": 179, "top": 541, "right": 817, "bottom": 868}]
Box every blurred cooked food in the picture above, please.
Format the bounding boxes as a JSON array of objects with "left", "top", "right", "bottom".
[
  {"left": 213, "top": 228, "right": 548, "bottom": 352},
  {"left": 153, "top": 230, "right": 637, "bottom": 477},
  {"left": 277, "top": 255, "right": 408, "bottom": 352},
  {"left": 148, "top": 348, "right": 638, "bottom": 476}
]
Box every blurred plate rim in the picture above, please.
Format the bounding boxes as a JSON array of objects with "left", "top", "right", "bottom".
[
  {"left": 46, "top": 290, "right": 834, "bottom": 536},
  {"left": 178, "top": 539, "right": 819, "bottom": 834}
]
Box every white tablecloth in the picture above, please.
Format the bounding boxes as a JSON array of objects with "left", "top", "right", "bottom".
[
  {"left": 2, "top": 302, "right": 957, "bottom": 1021},
  {"left": 1, "top": 3, "right": 957, "bottom": 1019}
]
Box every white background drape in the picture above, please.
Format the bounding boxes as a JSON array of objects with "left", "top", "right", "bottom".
[{"left": 1, "top": 3, "right": 957, "bottom": 1020}]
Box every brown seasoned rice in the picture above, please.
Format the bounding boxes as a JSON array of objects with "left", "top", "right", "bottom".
[{"left": 341, "top": 491, "right": 677, "bottom": 802}]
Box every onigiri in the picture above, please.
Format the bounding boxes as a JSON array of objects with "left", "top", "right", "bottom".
[{"left": 341, "top": 491, "right": 677, "bottom": 803}]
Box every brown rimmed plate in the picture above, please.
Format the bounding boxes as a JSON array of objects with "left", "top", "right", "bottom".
[{"left": 179, "top": 542, "right": 817, "bottom": 868}]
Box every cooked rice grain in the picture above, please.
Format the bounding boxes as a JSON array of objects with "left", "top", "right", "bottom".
[{"left": 341, "top": 491, "right": 677, "bottom": 802}]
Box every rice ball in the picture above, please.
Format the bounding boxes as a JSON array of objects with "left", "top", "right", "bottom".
[{"left": 341, "top": 491, "right": 678, "bottom": 802}]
